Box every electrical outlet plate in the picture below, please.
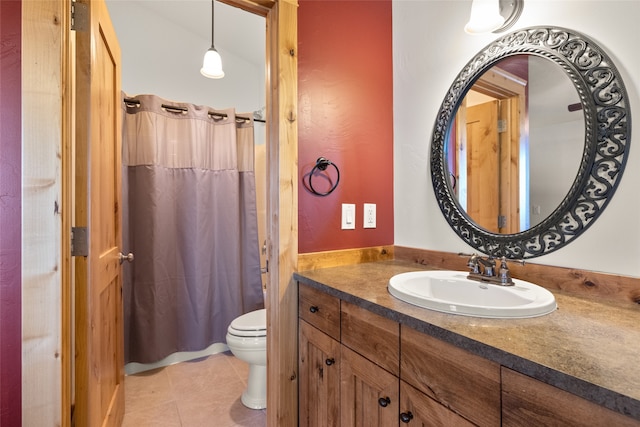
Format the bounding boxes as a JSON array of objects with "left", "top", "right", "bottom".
[
  {"left": 341, "top": 204, "right": 356, "bottom": 230},
  {"left": 364, "top": 203, "right": 376, "bottom": 228}
]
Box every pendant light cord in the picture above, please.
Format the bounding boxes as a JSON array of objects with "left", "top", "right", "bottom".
[{"left": 210, "top": 0, "right": 215, "bottom": 49}]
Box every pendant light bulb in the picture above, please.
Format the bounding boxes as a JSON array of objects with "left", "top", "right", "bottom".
[
  {"left": 464, "top": 0, "right": 505, "bottom": 34},
  {"left": 201, "top": 47, "right": 224, "bottom": 79},
  {"left": 201, "top": 0, "right": 224, "bottom": 79}
]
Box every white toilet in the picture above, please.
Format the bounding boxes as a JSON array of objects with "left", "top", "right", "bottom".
[{"left": 226, "top": 308, "right": 267, "bottom": 409}]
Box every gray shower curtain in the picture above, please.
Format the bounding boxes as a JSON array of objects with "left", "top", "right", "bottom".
[{"left": 122, "top": 94, "right": 264, "bottom": 364}]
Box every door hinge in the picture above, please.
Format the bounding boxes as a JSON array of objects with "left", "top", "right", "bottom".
[
  {"left": 71, "top": 227, "right": 88, "bottom": 257},
  {"left": 497, "top": 119, "right": 507, "bottom": 133},
  {"left": 498, "top": 215, "right": 507, "bottom": 229},
  {"left": 71, "top": 1, "right": 88, "bottom": 32}
]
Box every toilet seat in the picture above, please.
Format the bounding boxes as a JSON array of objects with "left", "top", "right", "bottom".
[{"left": 227, "top": 308, "right": 266, "bottom": 338}]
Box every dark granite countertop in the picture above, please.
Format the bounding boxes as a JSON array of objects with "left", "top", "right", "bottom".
[{"left": 294, "top": 260, "right": 640, "bottom": 421}]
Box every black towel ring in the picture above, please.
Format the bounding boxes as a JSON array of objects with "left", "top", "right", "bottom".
[{"left": 309, "top": 157, "right": 340, "bottom": 196}]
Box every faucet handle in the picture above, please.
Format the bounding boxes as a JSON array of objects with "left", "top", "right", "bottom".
[
  {"left": 502, "top": 256, "right": 525, "bottom": 266},
  {"left": 499, "top": 257, "right": 512, "bottom": 284},
  {"left": 459, "top": 253, "right": 480, "bottom": 274}
]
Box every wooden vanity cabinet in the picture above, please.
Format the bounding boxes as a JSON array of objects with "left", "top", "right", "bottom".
[
  {"left": 299, "top": 283, "right": 340, "bottom": 341},
  {"left": 340, "top": 301, "right": 399, "bottom": 376},
  {"left": 340, "top": 345, "right": 399, "bottom": 426},
  {"left": 299, "top": 319, "right": 341, "bottom": 427},
  {"left": 340, "top": 301, "right": 400, "bottom": 425},
  {"left": 401, "top": 325, "right": 501, "bottom": 426},
  {"left": 299, "top": 283, "right": 487, "bottom": 426},
  {"left": 399, "top": 380, "right": 476, "bottom": 426},
  {"left": 299, "top": 282, "right": 640, "bottom": 426},
  {"left": 299, "top": 284, "right": 342, "bottom": 427},
  {"left": 502, "top": 368, "right": 640, "bottom": 427}
]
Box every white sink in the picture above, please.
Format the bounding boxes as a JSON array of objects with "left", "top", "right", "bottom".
[{"left": 388, "top": 270, "right": 556, "bottom": 319}]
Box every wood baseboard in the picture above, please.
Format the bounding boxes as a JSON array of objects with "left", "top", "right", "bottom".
[{"left": 297, "top": 246, "right": 394, "bottom": 271}]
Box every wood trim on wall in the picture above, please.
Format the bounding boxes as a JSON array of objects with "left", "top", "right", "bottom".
[
  {"left": 394, "top": 246, "right": 640, "bottom": 306},
  {"left": 23, "top": 0, "right": 66, "bottom": 424},
  {"left": 221, "top": 0, "right": 298, "bottom": 425},
  {"left": 264, "top": 1, "right": 299, "bottom": 425},
  {"left": 298, "top": 246, "right": 395, "bottom": 271},
  {"left": 61, "top": 0, "right": 73, "bottom": 425}
]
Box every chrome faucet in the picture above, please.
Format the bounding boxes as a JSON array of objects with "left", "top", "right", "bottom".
[{"left": 458, "top": 253, "right": 524, "bottom": 286}]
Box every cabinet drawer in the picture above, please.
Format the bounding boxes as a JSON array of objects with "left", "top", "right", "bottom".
[
  {"left": 401, "top": 325, "right": 501, "bottom": 427},
  {"left": 299, "top": 283, "right": 341, "bottom": 340},
  {"left": 502, "top": 368, "right": 640, "bottom": 426},
  {"left": 341, "top": 301, "right": 399, "bottom": 376}
]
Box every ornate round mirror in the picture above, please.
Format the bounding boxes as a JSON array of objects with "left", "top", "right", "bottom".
[{"left": 431, "top": 27, "right": 631, "bottom": 259}]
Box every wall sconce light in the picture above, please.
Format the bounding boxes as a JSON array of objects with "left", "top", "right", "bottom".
[
  {"left": 201, "top": 0, "right": 224, "bottom": 79},
  {"left": 465, "top": 0, "right": 524, "bottom": 35}
]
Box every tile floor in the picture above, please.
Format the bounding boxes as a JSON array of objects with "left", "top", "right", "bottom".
[{"left": 122, "top": 351, "right": 267, "bottom": 427}]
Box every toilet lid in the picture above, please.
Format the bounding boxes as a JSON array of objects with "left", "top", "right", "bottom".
[{"left": 228, "top": 309, "right": 266, "bottom": 337}]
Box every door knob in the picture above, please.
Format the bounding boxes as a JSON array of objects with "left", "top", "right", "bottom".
[{"left": 119, "top": 252, "right": 134, "bottom": 264}]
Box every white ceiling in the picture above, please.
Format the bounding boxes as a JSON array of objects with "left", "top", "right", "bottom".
[{"left": 110, "top": 0, "right": 266, "bottom": 67}]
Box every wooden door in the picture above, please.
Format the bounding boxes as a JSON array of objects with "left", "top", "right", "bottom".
[
  {"left": 74, "top": 0, "right": 124, "bottom": 425},
  {"left": 340, "top": 345, "right": 399, "bottom": 427},
  {"left": 466, "top": 100, "right": 500, "bottom": 233},
  {"left": 299, "top": 320, "right": 341, "bottom": 427}
]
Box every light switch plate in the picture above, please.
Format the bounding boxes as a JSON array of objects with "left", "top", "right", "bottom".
[
  {"left": 363, "top": 203, "right": 376, "bottom": 228},
  {"left": 341, "top": 204, "right": 356, "bottom": 230}
]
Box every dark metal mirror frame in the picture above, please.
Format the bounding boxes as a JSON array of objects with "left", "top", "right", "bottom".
[{"left": 431, "top": 26, "right": 631, "bottom": 259}]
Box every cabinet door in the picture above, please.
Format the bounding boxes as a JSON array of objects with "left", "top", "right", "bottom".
[
  {"left": 341, "top": 345, "right": 399, "bottom": 427},
  {"left": 399, "top": 380, "right": 475, "bottom": 427},
  {"left": 299, "top": 320, "right": 341, "bottom": 427}
]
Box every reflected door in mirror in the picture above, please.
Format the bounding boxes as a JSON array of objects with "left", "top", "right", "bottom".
[{"left": 451, "top": 92, "right": 522, "bottom": 234}]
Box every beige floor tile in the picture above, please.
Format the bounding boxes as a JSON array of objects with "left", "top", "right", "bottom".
[
  {"left": 167, "top": 355, "right": 242, "bottom": 400},
  {"left": 231, "top": 409, "right": 267, "bottom": 427},
  {"left": 122, "top": 401, "right": 182, "bottom": 427},
  {"left": 124, "top": 367, "right": 174, "bottom": 413},
  {"left": 225, "top": 352, "right": 250, "bottom": 385},
  {"left": 124, "top": 353, "right": 265, "bottom": 427}
]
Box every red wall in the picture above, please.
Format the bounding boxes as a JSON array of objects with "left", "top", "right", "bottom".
[
  {"left": 298, "top": 0, "right": 394, "bottom": 253},
  {"left": 0, "top": 1, "right": 22, "bottom": 425}
]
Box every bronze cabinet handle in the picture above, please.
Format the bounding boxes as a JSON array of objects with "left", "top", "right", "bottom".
[
  {"left": 400, "top": 412, "right": 414, "bottom": 423},
  {"left": 378, "top": 397, "right": 391, "bottom": 407}
]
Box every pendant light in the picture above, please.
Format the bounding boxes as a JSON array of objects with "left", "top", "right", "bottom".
[
  {"left": 201, "top": 0, "right": 224, "bottom": 78},
  {"left": 465, "top": 0, "right": 524, "bottom": 35}
]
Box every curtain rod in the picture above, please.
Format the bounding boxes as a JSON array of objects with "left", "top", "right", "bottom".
[{"left": 123, "top": 98, "right": 266, "bottom": 123}]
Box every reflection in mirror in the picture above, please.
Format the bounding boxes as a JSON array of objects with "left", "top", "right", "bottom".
[
  {"left": 445, "top": 55, "right": 584, "bottom": 234},
  {"left": 431, "top": 27, "right": 631, "bottom": 259}
]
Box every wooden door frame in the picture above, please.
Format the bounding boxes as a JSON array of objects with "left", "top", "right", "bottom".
[{"left": 61, "top": 0, "right": 299, "bottom": 426}]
